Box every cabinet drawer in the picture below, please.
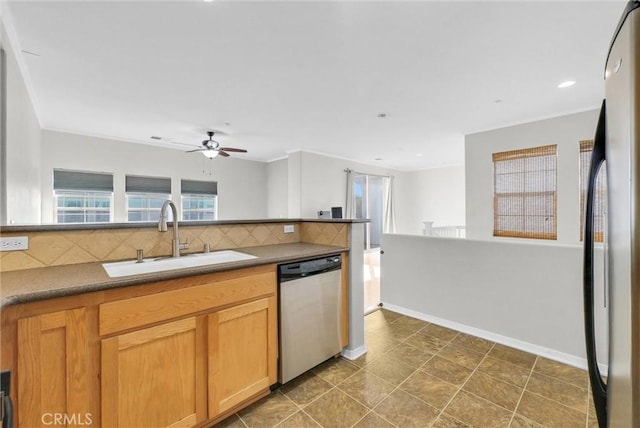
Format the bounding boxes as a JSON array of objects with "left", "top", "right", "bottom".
[{"left": 99, "top": 270, "right": 276, "bottom": 336}]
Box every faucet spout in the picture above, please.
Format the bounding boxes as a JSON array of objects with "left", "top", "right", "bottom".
[{"left": 159, "top": 200, "right": 183, "bottom": 258}]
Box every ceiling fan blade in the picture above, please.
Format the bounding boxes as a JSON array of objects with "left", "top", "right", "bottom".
[
  {"left": 186, "top": 148, "right": 205, "bottom": 153},
  {"left": 219, "top": 147, "right": 247, "bottom": 153},
  {"left": 218, "top": 150, "right": 230, "bottom": 157}
]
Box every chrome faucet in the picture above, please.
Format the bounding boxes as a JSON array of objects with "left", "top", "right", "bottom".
[{"left": 158, "top": 200, "right": 188, "bottom": 258}]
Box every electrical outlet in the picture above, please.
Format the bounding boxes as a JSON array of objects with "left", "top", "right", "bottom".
[
  {"left": 0, "top": 236, "right": 28, "bottom": 251},
  {"left": 283, "top": 225, "right": 295, "bottom": 233}
]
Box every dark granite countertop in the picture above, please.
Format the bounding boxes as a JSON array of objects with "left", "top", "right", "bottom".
[{"left": 0, "top": 242, "right": 349, "bottom": 308}]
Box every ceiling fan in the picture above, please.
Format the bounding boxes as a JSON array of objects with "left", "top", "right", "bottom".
[{"left": 186, "top": 131, "right": 247, "bottom": 158}]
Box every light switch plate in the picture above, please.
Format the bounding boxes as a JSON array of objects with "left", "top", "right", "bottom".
[
  {"left": 0, "top": 236, "right": 29, "bottom": 251},
  {"left": 284, "top": 225, "right": 295, "bottom": 233}
]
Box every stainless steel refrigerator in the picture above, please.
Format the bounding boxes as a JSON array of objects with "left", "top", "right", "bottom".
[{"left": 584, "top": 1, "right": 640, "bottom": 427}]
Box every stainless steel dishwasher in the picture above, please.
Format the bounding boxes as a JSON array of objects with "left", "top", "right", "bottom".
[{"left": 278, "top": 255, "right": 343, "bottom": 384}]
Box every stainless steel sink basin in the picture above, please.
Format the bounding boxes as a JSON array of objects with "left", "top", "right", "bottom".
[{"left": 102, "top": 250, "right": 258, "bottom": 278}]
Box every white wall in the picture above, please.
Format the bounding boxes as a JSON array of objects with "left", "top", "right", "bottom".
[
  {"left": 296, "top": 151, "right": 395, "bottom": 219},
  {"left": 267, "top": 158, "right": 288, "bottom": 218},
  {"left": 381, "top": 234, "right": 609, "bottom": 369},
  {"left": 40, "top": 130, "right": 268, "bottom": 222},
  {"left": 1, "top": 22, "right": 42, "bottom": 225},
  {"left": 395, "top": 165, "right": 465, "bottom": 235},
  {"left": 465, "top": 110, "right": 599, "bottom": 244},
  {"left": 287, "top": 152, "right": 302, "bottom": 218}
]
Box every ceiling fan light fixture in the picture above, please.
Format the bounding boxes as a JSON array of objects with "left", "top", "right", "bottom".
[{"left": 202, "top": 150, "right": 219, "bottom": 159}]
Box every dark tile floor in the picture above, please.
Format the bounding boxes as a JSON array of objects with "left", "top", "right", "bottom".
[{"left": 217, "top": 309, "right": 598, "bottom": 428}]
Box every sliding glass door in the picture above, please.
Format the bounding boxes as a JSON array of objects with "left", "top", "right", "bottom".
[
  {"left": 353, "top": 174, "right": 386, "bottom": 313},
  {"left": 354, "top": 174, "right": 384, "bottom": 250}
]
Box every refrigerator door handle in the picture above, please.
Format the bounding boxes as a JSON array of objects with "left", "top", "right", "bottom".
[{"left": 583, "top": 99, "right": 608, "bottom": 428}]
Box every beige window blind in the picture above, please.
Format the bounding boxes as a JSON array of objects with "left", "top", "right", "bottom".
[
  {"left": 579, "top": 140, "right": 607, "bottom": 243},
  {"left": 493, "top": 144, "right": 557, "bottom": 240}
]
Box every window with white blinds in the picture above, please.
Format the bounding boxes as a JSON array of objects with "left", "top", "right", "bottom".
[
  {"left": 181, "top": 179, "right": 217, "bottom": 221},
  {"left": 125, "top": 175, "right": 171, "bottom": 222},
  {"left": 493, "top": 145, "right": 557, "bottom": 240},
  {"left": 53, "top": 169, "right": 113, "bottom": 223},
  {"left": 579, "top": 140, "right": 607, "bottom": 243}
]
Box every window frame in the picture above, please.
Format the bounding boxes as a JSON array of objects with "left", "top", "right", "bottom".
[
  {"left": 353, "top": 173, "right": 386, "bottom": 250},
  {"left": 54, "top": 190, "right": 113, "bottom": 224},
  {"left": 180, "top": 179, "right": 218, "bottom": 221},
  {"left": 492, "top": 144, "right": 558, "bottom": 240},
  {"left": 125, "top": 175, "right": 172, "bottom": 222},
  {"left": 181, "top": 193, "right": 218, "bottom": 221},
  {"left": 53, "top": 169, "right": 114, "bottom": 224},
  {"left": 126, "top": 191, "right": 172, "bottom": 222}
]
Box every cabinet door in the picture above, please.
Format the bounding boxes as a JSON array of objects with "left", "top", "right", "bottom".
[
  {"left": 17, "top": 308, "right": 90, "bottom": 427},
  {"left": 101, "top": 317, "right": 206, "bottom": 428},
  {"left": 208, "top": 296, "right": 277, "bottom": 417}
]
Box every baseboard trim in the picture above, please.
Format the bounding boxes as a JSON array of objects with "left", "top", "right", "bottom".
[
  {"left": 341, "top": 344, "right": 367, "bottom": 361},
  {"left": 382, "top": 302, "right": 609, "bottom": 376}
]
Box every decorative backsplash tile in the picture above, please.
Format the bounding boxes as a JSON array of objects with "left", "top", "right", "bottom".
[
  {"left": 0, "top": 222, "right": 304, "bottom": 272},
  {"left": 300, "top": 222, "right": 349, "bottom": 247}
]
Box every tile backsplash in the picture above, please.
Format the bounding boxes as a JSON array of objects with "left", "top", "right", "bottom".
[{"left": 0, "top": 221, "right": 350, "bottom": 272}]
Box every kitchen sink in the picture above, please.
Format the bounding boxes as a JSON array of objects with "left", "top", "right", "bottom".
[{"left": 102, "top": 250, "right": 258, "bottom": 278}]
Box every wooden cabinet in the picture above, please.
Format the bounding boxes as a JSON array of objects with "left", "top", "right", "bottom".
[
  {"left": 16, "top": 308, "right": 91, "bottom": 427},
  {"left": 2, "top": 257, "right": 346, "bottom": 427},
  {"left": 97, "top": 265, "right": 278, "bottom": 426},
  {"left": 208, "top": 296, "right": 277, "bottom": 417},
  {"left": 101, "top": 317, "right": 207, "bottom": 428}
]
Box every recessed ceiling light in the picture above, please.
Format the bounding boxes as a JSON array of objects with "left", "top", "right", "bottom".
[
  {"left": 377, "top": 113, "right": 387, "bottom": 118},
  {"left": 375, "top": 157, "right": 383, "bottom": 161},
  {"left": 558, "top": 80, "right": 576, "bottom": 88},
  {"left": 493, "top": 99, "right": 502, "bottom": 104},
  {"left": 150, "top": 136, "right": 162, "bottom": 140},
  {"left": 204, "top": 0, "right": 214, "bottom": 2},
  {"left": 417, "top": 154, "right": 423, "bottom": 157}
]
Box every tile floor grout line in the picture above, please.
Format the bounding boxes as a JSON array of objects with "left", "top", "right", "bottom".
[
  {"left": 337, "top": 366, "right": 398, "bottom": 411},
  {"left": 348, "top": 410, "right": 399, "bottom": 428},
  {"left": 291, "top": 385, "right": 338, "bottom": 428},
  {"left": 431, "top": 342, "right": 501, "bottom": 427},
  {"left": 298, "top": 407, "right": 324, "bottom": 428},
  {"left": 235, "top": 413, "right": 250, "bottom": 428},
  {"left": 363, "top": 355, "right": 428, "bottom": 427},
  {"left": 524, "top": 360, "right": 592, "bottom": 420},
  {"left": 523, "top": 388, "right": 591, "bottom": 419},
  {"left": 367, "top": 409, "right": 401, "bottom": 428},
  {"left": 507, "top": 355, "right": 537, "bottom": 427},
  {"left": 364, "top": 337, "right": 476, "bottom": 428},
  {"left": 389, "top": 331, "right": 471, "bottom": 426},
  {"left": 274, "top": 387, "right": 307, "bottom": 427},
  {"left": 250, "top": 309, "right": 588, "bottom": 428},
  {"left": 287, "top": 358, "right": 371, "bottom": 426},
  {"left": 373, "top": 310, "right": 587, "bottom": 425},
  {"left": 393, "top": 367, "right": 454, "bottom": 428}
]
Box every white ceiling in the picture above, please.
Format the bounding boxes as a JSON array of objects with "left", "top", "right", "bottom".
[{"left": 4, "top": 1, "right": 624, "bottom": 171}]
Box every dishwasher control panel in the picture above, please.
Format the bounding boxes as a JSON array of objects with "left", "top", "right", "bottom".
[{"left": 279, "top": 255, "right": 342, "bottom": 282}]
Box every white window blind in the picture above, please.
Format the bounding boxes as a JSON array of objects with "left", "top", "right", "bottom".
[{"left": 492, "top": 145, "right": 557, "bottom": 240}]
